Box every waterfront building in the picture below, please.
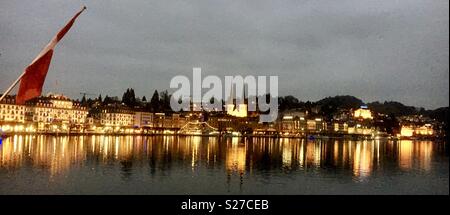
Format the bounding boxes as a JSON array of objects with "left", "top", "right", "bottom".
[
  {"left": 0, "top": 95, "right": 27, "bottom": 133},
  {"left": 347, "top": 124, "right": 374, "bottom": 135},
  {"left": 280, "top": 109, "right": 328, "bottom": 134},
  {"left": 162, "top": 113, "right": 180, "bottom": 128},
  {"left": 153, "top": 112, "right": 166, "bottom": 127},
  {"left": 171, "top": 113, "right": 188, "bottom": 128},
  {"left": 225, "top": 87, "right": 248, "bottom": 118},
  {"left": 281, "top": 110, "right": 307, "bottom": 132},
  {"left": 0, "top": 95, "right": 25, "bottom": 123},
  {"left": 398, "top": 115, "right": 436, "bottom": 137},
  {"left": 400, "top": 126, "right": 415, "bottom": 137},
  {"left": 414, "top": 124, "right": 434, "bottom": 136},
  {"left": 25, "top": 93, "right": 88, "bottom": 131},
  {"left": 281, "top": 116, "right": 304, "bottom": 133},
  {"left": 134, "top": 111, "right": 153, "bottom": 128},
  {"left": 225, "top": 103, "right": 248, "bottom": 118},
  {"left": 281, "top": 115, "right": 296, "bottom": 133},
  {"left": 96, "top": 105, "right": 134, "bottom": 127},
  {"left": 306, "top": 118, "right": 326, "bottom": 132},
  {"left": 400, "top": 124, "right": 434, "bottom": 137},
  {"left": 333, "top": 122, "right": 349, "bottom": 132},
  {"left": 354, "top": 106, "right": 373, "bottom": 120}
]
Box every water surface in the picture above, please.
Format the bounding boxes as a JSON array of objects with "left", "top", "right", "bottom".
[{"left": 0, "top": 135, "right": 448, "bottom": 194}]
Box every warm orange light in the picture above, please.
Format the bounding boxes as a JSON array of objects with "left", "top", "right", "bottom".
[
  {"left": 354, "top": 108, "right": 373, "bottom": 119},
  {"left": 226, "top": 104, "right": 247, "bottom": 117},
  {"left": 226, "top": 138, "right": 246, "bottom": 173},
  {"left": 400, "top": 124, "right": 433, "bottom": 137},
  {"left": 400, "top": 126, "right": 414, "bottom": 137}
]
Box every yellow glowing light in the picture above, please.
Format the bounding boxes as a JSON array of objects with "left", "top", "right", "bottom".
[
  {"left": 400, "top": 126, "right": 414, "bottom": 137},
  {"left": 415, "top": 124, "right": 434, "bottom": 136},
  {"left": 226, "top": 142, "right": 246, "bottom": 173},
  {"left": 354, "top": 108, "right": 373, "bottom": 119},
  {"left": 226, "top": 104, "right": 247, "bottom": 118},
  {"left": 231, "top": 131, "right": 241, "bottom": 136},
  {"left": 3, "top": 125, "right": 11, "bottom": 132},
  {"left": 399, "top": 140, "right": 413, "bottom": 170}
]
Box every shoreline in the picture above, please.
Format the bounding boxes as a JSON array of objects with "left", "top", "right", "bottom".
[{"left": 1, "top": 131, "right": 444, "bottom": 141}]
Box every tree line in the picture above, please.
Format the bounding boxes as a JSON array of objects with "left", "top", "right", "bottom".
[{"left": 80, "top": 88, "right": 172, "bottom": 113}]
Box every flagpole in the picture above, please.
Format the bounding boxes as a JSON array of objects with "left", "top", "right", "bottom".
[{"left": 0, "top": 71, "right": 26, "bottom": 102}]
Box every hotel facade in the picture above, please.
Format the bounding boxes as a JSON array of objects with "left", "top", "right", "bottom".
[
  {"left": 0, "top": 95, "right": 25, "bottom": 123},
  {"left": 1, "top": 94, "right": 88, "bottom": 132}
]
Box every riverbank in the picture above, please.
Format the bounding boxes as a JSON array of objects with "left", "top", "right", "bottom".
[{"left": 1, "top": 131, "right": 444, "bottom": 141}]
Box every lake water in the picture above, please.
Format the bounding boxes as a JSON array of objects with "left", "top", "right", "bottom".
[{"left": 0, "top": 135, "right": 448, "bottom": 194}]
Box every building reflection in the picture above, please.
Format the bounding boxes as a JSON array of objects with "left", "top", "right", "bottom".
[
  {"left": 0, "top": 135, "right": 442, "bottom": 181},
  {"left": 398, "top": 140, "right": 433, "bottom": 171},
  {"left": 226, "top": 137, "right": 246, "bottom": 173},
  {"left": 352, "top": 141, "right": 374, "bottom": 179},
  {"left": 398, "top": 140, "right": 413, "bottom": 170}
]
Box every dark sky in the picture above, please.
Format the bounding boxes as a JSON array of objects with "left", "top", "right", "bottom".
[{"left": 0, "top": 0, "right": 448, "bottom": 109}]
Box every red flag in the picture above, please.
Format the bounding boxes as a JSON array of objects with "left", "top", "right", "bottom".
[{"left": 16, "top": 6, "right": 86, "bottom": 104}]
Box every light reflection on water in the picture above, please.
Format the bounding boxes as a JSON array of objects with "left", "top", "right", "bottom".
[{"left": 0, "top": 135, "right": 448, "bottom": 194}]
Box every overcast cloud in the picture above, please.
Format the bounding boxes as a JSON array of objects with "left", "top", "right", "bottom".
[{"left": 0, "top": 0, "right": 448, "bottom": 109}]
